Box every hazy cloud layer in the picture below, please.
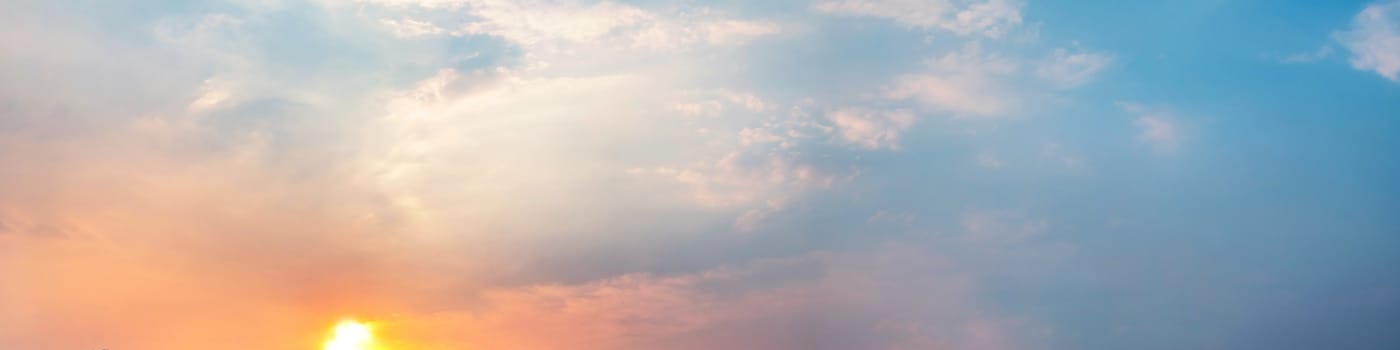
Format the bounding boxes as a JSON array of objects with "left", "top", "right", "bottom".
[{"left": 3, "top": 0, "right": 1398, "bottom": 350}]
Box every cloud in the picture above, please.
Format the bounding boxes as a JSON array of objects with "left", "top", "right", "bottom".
[
  {"left": 186, "top": 79, "right": 236, "bottom": 113},
  {"left": 380, "top": 18, "right": 448, "bottom": 38},
  {"left": 977, "top": 151, "right": 1004, "bottom": 169},
  {"left": 365, "top": 63, "right": 847, "bottom": 237},
  {"left": 357, "top": 0, "right": 468, "bottom": 8},
  {"left": 880, "top": 43, "right": 1113, "bottom": 118},
  {"left": 365, "top": 67, "right": 704, "bottom": 237},
  {"left": 883, "top": 44, "right": 1020, "bottom": 117},
  {"left": 1121, "top": 103, "right": 1180, "bottom": 154},
  {"left": 357, "top": 0, "right": 779, "bottom": 58},
  {"left": 961, "top": 211, "right": 1048, "bottom": 245},
  {"left": 701, "top": 20, "right": 784, "bottom": 46},
  {"left": 673, "top": 89, "right": 772, "bottom": 117},
  {"left": 1281, "top": 45, "right": 1336, "bottom": 64},
  {"left": 627, "top": 94, "right": 846, "bottom": 231},
  {"left": 814, "top": 0, "right": 1024, "bottom": 38},
  {"left": 1136, "top": 116, "right": 1178, "bottom": 153},
  {"left": 1039, "top": 142, "right": 1084, "bottom": 169},
  {"left": 646, "top": 151, "right": 841, "bottom": 208},
  {"left": 1036, "top": 47, "right": 1115, "bottom": 88},
  {"left": 1336, "top": 0, "right": 1400, "bottom": 81},
  {"left": 828, "top": 108, "right": 918, "bottom": 150},
  {"left": 641, "top": 147, "right": 836, "bottom": 232}
]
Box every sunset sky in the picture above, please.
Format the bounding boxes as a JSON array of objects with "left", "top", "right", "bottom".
[{"left": 2, "top": 0, "right": 1399, "bottom": 349}]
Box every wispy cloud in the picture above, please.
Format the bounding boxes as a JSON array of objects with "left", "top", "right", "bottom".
[
  {"left": 1281, "top": 45, "right": 1336, "bottom": 64},
  {"left": 828, "top": 108, "right": 918, "bottom": 150},
  {"left": 357, "top": 0, "right": 779, "bottom": 56},
  {"left": 883, "top": 44, "right": 1022, "bottom": 117},
  {"left": 814, "top": 0, "right": 1024, "bottom": 38},
  {"left": 1036, "top": 47, "right": 1115, "bottom": 88},
  {"left": 1121, "top": 103, "right": 1181, "bottom": 155},
  {"left": 883, "top": 43, "right": 1113, "bottom": 118}
]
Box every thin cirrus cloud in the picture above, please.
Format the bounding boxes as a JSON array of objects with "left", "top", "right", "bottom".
[{"left": 4, "top": 0, "right": 1399, "bottom": 349}]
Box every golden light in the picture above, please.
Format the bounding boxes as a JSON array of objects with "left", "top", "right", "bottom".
[{"left": 324, "top": 320, "right": 376, "bottom": 350}]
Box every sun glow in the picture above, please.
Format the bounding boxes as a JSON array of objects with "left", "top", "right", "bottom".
[{"left": 324, "top": 320, "right": 376, "bottom": 350}]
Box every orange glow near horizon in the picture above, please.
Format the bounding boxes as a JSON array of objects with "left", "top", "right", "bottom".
[{"left": 324, "top": 320, "right": 377, "bottom": 350}]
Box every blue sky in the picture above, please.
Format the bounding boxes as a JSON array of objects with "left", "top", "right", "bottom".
[{"left": 1, "top": 0, "right": 1398, "bottom": 349}]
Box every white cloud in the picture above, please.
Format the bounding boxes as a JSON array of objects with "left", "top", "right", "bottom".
[
  {"left": 828, "top": 108, "right": 917, "bottom": 150},
  {"left": 1281, "top": 45, "right": 1335, "bottom": 64},
  {"left": 700, "top": 19, "right": 784, "bottom": 47},
  {"left": 372, "top": 66, "right": 843, "bottom": 235},
  {"left": 721, "top": 90, "right": 771, "bottom": 113},
  {"left": 351, "top": 0, "right": 828, "bottom": 237},
  {"left": 737, "top": 127, "right": 787, "bottom": 146},
  {"left": 1336, "top": 0, "right": 1400, "bottom": 81},
  {"left": 186, "top": 79, "right": 234, "bottom": 113},
  {"left": 356, "top": 0, "right": 467, "bottom": 8},
  {"left": 961, "top": 211, "right": 1048, "bottom": 245},
  {"left": 883, "top": 45, "right": 1020, "bottom": 117},
  {"left": 671, "top": 89, "right": 771, "bottom": 117},
  {"left": 362, "top": 66, "right": 732, "bottom": 242},
  {"left": 637, "top": 149, "right": 838, "bottom": 232},
  {"left": 459, "top": 1, "right": 658, "bottom": 46},
  {"left": 884, "top": 74, "right": 1009, "bottom": 116},
  {"left": 814, "top": 0, "right": 1023, "bottom": 38},
  {"left": 1039, "top": 142, "right": 1084, "bottom": 169},
  {"left": 1036, "top": 47, "right": 1114, "bottom": 88},
  {"left": 649, "top": 151, "right": 840, "bottom": 208},
  {"left": 358, "top": 0, "right": 779, "bottom": 57},
  {"left": 633, "top": 99, "right": 845, "bottom": 231},
  {"left": 1135, "top": 116, "right": 1177, "bottom": 153},
  {"left": 463, "top": 1, "right": 778, "bottom": 51},
  {"left": 381, "top": 18, "right": 448, "bottom": 37},
  {"left": 857, "top": 16, "right": 1113, "bottom": 121},
  {"left": 1121, "top": 103, "right": 1180, "bottom": 155},
  {"left": 674, "top": 100, "right": 725, "bottom": 117},
  {"left": 977, "top": 151, "right": 1004, "bottom": 169}
]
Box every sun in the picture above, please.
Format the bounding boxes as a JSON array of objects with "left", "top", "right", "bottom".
[{"left": 324, "top": 320, "right": 376, "bottom": 350}]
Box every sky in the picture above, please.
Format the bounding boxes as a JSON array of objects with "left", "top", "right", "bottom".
[{"left": 1, "top": 0, "right": 1398, "bottom": 349}]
